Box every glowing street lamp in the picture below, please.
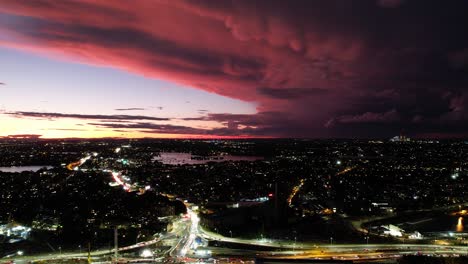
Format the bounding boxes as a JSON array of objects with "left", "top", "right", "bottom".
[{"left": 140, "top": 249, "right": 153, "bottom": 258}]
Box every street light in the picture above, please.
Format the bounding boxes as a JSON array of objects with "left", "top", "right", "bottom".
[
  {"left": 79, "top": 245, "right": 82, "bottom": 254},
  {"left": 59, "top": 246, "right": 62, "bottom": 255},
  {"left": 229, "top": 230, "right": 233, "bottom": 238},
  {"left": 330, "top": 237, "right": 333, "bottom": 245},
  {"left": 17, "top": 251, "right": 24, "bottom": 256},
  {"left": 365, "top": 236, "right": 369, "bottom": 245},
  {"left": 140, "top": 249, "right": 153, "bottom": 258},
  {"left": 293, "top": 237, "right": 297, "bottom": 255}
]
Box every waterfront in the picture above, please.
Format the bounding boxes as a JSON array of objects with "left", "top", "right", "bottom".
[{"left": 403, "top": 215, "right": 468, "bottom": 234}]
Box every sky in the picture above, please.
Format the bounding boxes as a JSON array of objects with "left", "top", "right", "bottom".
[{"left": 0, "top": 0, "right": 467, "bottom": 139}]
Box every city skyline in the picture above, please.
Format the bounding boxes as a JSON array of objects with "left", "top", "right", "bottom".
[{"left": 1, "top": 0, "right": 467, "bottom": 139}]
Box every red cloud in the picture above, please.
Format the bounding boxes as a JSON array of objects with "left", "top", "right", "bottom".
[
  {"left": 0, "top": 0, "right": 467, "bottom": 138},
  {"left": 0, "top": 1, "right": 363, "bottom": 102}
]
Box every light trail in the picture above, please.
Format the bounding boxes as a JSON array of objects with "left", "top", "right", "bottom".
[
  {"left": 287, "top": 179, "right": 305, "bottom": 206},
  {"left": 336, "top": 166, "right": 356, "bottom": 176},
  {"left": 111, "top": 171, "right": 132, "bottom": 192},
  {"left": 457, "top": 217, "right": 464, "bottom": 232},
  {"left": 66, "top": 155, "right": 91, "bottom": 171},
  {"left": 172, "top": 208, "right": 202, "bottom": 258}
]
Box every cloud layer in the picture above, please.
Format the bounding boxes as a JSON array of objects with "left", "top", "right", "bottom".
[
  {"left": 9, "top": 111, "right": 169, "bottom": 121},
  {"left": 1, "top": 0, "right": 467, "bottom": 138}
]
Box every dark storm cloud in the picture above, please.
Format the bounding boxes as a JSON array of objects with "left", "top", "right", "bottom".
[
  {"left": 180, "top": 111, "right": 307, "bottom": 137},
  {"left": 88, "top": 111, "right": 297, "bottom": 136},
  {"left": 325, "top": 109, "right": 399, "bottom": 128},
  {"left": 88, "top": 122, "right": 205, "bottom": 135},
  {"left": 8, "top": 111, "right": 169, "bottom": 121},
  {"left": 1, "top": 0, "right": 468, "bottom": 137},
  {"left": 0, "top": 82, "right": 5, "bottom": 85},
  {"left": 449, "top": 48, "right": 468, "bottom": 69},
  {"left": 326, "top": 92, "right": 468, "bottom": 137},
  {"left": 257, "top": 87, "right": 329, "bottom": 100},
  {"left": 377, "top": 0, "right": 404, "bottom": 8}
]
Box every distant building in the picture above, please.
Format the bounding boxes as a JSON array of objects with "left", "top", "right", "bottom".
[
  {"left": 409, "top": 231, "right": 423, "bottom": 239},
  {"left": 32, "top": 214, "right": 61, "bottom": 231},
  {"left": 371, "top": 202, "right": 394, "bottom": 214},
  {"left": 380, "top": 224, "right": 404, "bottom": 237},
  {"left": 0, "top": 223, "right": 31, "bottom": 241},
  {"left": 390, "top": 135, "right": 411, "bottom": 142}
]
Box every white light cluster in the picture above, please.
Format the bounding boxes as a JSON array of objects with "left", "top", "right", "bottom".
[{"left": 140, "top": 249, "right": 153, "bottom": 258}]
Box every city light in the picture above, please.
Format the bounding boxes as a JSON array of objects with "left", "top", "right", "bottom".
[
  {"left": 140, "top": 249, "right": 153, "bottom": 258},
  {"left": 195, "top": 249, "right": 212, "bottom": 256},
  {"left": 1, "top": 136, "right": 467, "bottom": 263},
  {"left": 457, "top": 217, "right": 464, "bottom": 232}
]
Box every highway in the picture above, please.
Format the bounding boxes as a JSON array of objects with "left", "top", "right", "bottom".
[
  {"left": 157, "top": 206, "right": 468, "bottom": 262},
  {"left": 5, "top": 201, "right": 468, "bottom": 263},
  {"left": 167, "top": 207, "right": 206, "bottom": 258},
  {"left": 194, "top": 212, "right": 468, "bottom": 261}
]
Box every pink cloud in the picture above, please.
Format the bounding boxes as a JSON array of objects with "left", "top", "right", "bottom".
[{"left": 0, "top": 0, "right": 467, "bottom": 138}]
